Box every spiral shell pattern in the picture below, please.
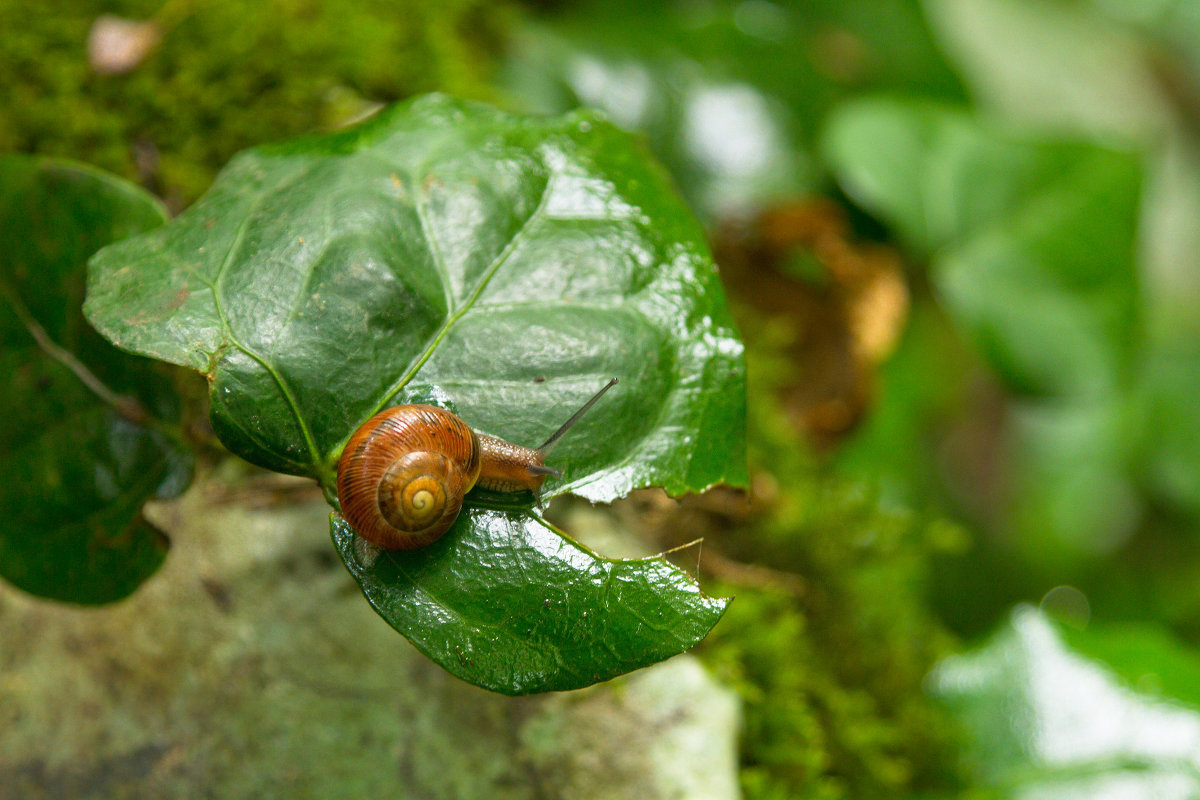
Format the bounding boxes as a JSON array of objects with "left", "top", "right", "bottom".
[{"left": 337, "top": 404, "right": 482, "bottom": 549}]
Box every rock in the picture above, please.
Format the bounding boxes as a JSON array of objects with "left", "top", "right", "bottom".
[{"left": 0, "top": 469, "right": 740, "bottom": 799}]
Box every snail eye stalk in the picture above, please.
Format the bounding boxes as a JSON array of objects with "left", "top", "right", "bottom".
[{"left": 537, "top": 377, "right": 619, "bottom": 456}]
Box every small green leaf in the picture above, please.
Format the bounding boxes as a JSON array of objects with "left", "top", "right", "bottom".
[
  {"left": 85, "top": 95, "right": 743, "bottom": 691},
  {"left": 332, "top": 512, "right": 727, "bottom": 695},
  {"left": 0, "top": 156, "right": 193, "bottom": 604},
  {"left": 932, "top": 607, "right": 1200, "bottom": 796}
]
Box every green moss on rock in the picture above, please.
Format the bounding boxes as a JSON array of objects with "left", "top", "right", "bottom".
[
  {"left": 697, "top": 323, "right": 969, "bottom": 799},
  {"left": 0, "top": 0, "right": 511, "bottom": 204}
]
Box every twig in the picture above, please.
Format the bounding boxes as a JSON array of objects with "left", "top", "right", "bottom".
[
  {"left": 699, "top": 548, "right": 807, "bottom": 597},
  {"left": 1, "top": 279, "right": 149, "bottom": 424}
]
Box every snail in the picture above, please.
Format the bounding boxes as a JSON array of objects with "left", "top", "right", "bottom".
[{"left": 336, "top": 378, "right": 619, "bottom": 549}]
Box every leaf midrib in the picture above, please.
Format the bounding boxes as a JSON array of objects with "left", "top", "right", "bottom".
[
  {"left": 199, "top": 145, "right": 559, "bottom": 482},
  {"left": 326, "top": 170, "right": 558, "bottom": 466}
]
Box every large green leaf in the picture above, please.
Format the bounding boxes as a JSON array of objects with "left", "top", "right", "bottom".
[
  {"left": 0, "top": 156, "right": 193, "bottom": 604},
  {"left": 932, "top": 607, "right": 1200, "bottom": 797},
  {"left": 85, "top": 95, "right": 744, "bottom": 692}
]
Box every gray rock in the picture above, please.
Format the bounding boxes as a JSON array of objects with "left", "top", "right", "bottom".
[{"left": 0, "top": 469, "right": 740, "bottom": 800}]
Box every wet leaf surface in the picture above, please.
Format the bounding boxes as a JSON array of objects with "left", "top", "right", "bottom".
[
  {"left": 86, "top": 95, "right": 743, "bottom": 690},
  {"left": 332, "top": 511, "right": 727, "bottom": 695}
]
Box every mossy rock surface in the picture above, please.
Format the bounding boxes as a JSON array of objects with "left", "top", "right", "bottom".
[
  {"left": 0, "top": 468, "right": 739, "bottom": 799},
  {"left": 0, "top": 0, "right": 508, "bottom": 204}
]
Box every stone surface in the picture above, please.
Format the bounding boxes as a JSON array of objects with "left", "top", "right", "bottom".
[{"left": 0, "top": 469, "right": 740, "bottom": 799}]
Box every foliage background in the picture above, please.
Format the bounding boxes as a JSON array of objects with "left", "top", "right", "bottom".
[{"left": 4, "top": 0, "right": 1200, "bottom": 797}]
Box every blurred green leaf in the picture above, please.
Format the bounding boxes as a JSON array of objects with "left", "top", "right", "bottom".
[
  {"left": 85, "top": 94, "right": 743, "bottom": 692},
  {"left": 923, "top": 0, "right": 1166, "bottom": 137},
  {"left": 824, "top": 99, "right": 1148, "bottom": 566},
  {"left": 1135, "top": 331, "right": 1200, "bottom": 515},
  {"left": 924, "top": 0, "right": 1200, "bottom": 398},
  {"left": 1091, "top": 0, "right": 1200, "bottom": 111},
  {"left": 1007, "top": 400, "right": 1142, "bottom": 564},
  {"left": 505, "top": 0, "right": 964, "bottom": 215},
  {"left": 932, "top": 606, "right": 1200, "bottom": 797},
  {"left": 926, "top": 0, "right": 1200, "bottom": 328},
  {"left": 1063, "top": 620, "right": 1200, "bottom": 711},
  {"left": 825, "top": 99, "right": 1142, "bottom": 398},
  {"left": 0, "top": 156, "right": 193, "bottom": 604}
]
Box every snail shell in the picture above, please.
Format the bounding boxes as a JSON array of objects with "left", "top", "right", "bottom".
[
  {"left": 336, "top": 378, "right": 618, "bottom": 550},
  {"left": 337, "top": 404, "right": 483, "bottom": 550}
]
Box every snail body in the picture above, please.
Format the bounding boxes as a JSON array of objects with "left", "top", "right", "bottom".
[{"left": 337, "top": 379, "right": 617, "bottom": 550}]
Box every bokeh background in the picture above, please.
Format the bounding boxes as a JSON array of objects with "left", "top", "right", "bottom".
[{"left": 4, "top": 1, "right": 1200, "bottom": 797}]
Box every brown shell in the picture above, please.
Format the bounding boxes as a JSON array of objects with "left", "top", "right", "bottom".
[{"left": 337, "top": 405, "right": 483, "bottom": 549}]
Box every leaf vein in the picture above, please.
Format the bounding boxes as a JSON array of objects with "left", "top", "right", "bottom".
[
  {"left": 208, "top": 184, "right": 323, "bottom": 470},
  {"left": 348, "top": 173, "right": 557, "bottom": 441}
]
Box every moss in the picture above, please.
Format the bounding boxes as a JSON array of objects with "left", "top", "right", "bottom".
[
  {"left": 0, "top": 0, "right": 512, "bottom": 205},
  {"left": 697, "top": 309, "right": 970, "bottom": 799}
]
